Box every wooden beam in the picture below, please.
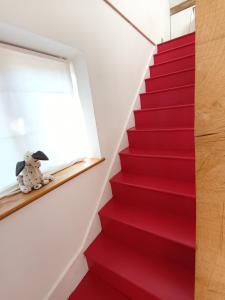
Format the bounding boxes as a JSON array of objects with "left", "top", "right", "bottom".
[
  {"left": 170, "top": 0, "right": 195, "bottom": 16},
  {"left": 195, "top": 0, "right": 225, "bottom": 298}
]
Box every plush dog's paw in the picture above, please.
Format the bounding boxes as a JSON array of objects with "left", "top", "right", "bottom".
[
  {"left": 43, "top": 175, "right": 54, "bottom": 185},
  {"left": 43, "top": 179, "right": 50, "bottom": 185},
  {"left": 20, "top": 186, "right": 32, "bottom": 194},
  {"left": 33, "top": 184, "right": 42, "bottom": 190},
  {"left": 48, "top": 175, "right": 54, "bottom": 181}
]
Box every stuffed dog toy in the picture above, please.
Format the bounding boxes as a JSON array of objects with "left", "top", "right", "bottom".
[{"left": 16, "top": 151, "right": 53, "bottom": 194}]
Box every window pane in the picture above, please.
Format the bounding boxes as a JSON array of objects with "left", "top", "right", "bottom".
[{"left": 0, "top": 45, "right": 90, "bottom": 190}]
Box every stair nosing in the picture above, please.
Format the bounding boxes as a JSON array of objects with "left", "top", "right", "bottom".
[
  {"left": 134, "top": 103, "right": 194, "bottom": 113},
  {"left": 119, "top": 149, "right": 195, "bottom": 160},
  {"left": 145, "top": 67, "right": 195, "bottom": 81},
  {"left": 127, "top": 127, "right": 194, "bottom": 133}
]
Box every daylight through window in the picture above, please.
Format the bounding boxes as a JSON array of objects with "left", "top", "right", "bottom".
[{"left": 0, "top": 44, "right": 90, "bottom": 191}]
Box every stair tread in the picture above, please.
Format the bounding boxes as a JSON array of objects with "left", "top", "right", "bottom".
[
  {"left": 151, "top": 53, "right": 195, "bottom": 68},
  {"left": 140, "top": 84, "right": 194, "bottom": 96},
  {"left": 158, "top": 32, "right": 195, "bottom": 47},
  {"left": 145, "top": 67, "right": 195, "bottom": 81},
  {"left": 156, "top": 41, "right": 195, "bottom": 56},
  {"left": 100, "top": 200, "right": 195, "bottom": 248},
  {"left": 135, "top": 103, "right": 194, "bottom": 112},
  {"left": 69, "top": 270, "right": 129, "bottom": 300},
  {"left": 120, "top": 147, "right": 194, "bottom": 159},
  {"left": 86, "top": 234, "right": 194, "bottom": 300},
  {"left": 111, "top": 172, "right": 195, "bottom": 197}
]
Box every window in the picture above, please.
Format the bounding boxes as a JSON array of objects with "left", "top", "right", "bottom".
[{"left": 0, "top": 44, "right": 90, "bottom": 191}]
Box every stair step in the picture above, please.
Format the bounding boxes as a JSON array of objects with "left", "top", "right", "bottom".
[
  {"left": 140, "top": 84, "right": 194, "bottom": 109},
  {"left": 119, "top": 147, "right": 195, "bottom": 181},
  {"left": 154, "top": 42, "right": 195, "bottom": 64},
  {"left": 127, "top": 127, "right": 195, "bottom": 152},
  {"left": 110, "top": 172, "right": 195, "bottom": 218},
  {"left": 145, "top": 68, "right": 195, "bottom": 92},
  {"left": 150, "top": 54, "right": 195, "bottom": 77},
  {"left": 111, "top": 172, "right": 195, "bottom": 197},
  {"left": 100, "top": 200, "right": 195, "bottom": 267},
  {"left": 69, "top": 270, "right": 129, "bottom": 300},
  {"left": 158, "top": 32, "right": 195, "bottom": 53},
  {"left": 134, "top": 104, "right": 194, "bottom": 129},
  {"left": 70, "top": 32, "right": 195, "bottom": 299},
  {"left": 85, "top": 234, "right": 194, "bottom": 300}
]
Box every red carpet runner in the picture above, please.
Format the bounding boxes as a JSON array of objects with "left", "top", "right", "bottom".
[{"left": 69, "top": 32, "right": 195, "bottom": 300}]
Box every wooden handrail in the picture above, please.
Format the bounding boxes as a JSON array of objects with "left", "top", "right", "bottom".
[
  {"left": 103, "top": 0, "right": 156, "bottom": 46},
  {"left": 170, "top": 0, "right": 195, "bottom": 16}
]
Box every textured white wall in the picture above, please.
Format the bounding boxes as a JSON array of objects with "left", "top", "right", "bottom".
[
  {"left": 0, "top": 1, "right": 169, "bottom": 299},
  {"left": 109, "top": 0, "right": 170, "bottom": 43},
  {"left": 171, "top": 6, "right": 195, "bottom": 38}
]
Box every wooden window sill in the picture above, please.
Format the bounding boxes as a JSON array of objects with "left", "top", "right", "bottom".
[{"left": 0, "top": 157, "right": 105, "bottom": 221}]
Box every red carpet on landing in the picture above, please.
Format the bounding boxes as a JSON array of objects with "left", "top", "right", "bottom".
[{"left": 69, "top": 32, "right": 196, "bottom": 300}]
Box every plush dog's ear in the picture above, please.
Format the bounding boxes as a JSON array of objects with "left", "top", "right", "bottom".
[
  {"left": 32, "top": 151, "right": 49, "bottom": 161},
  {"left": 16, "top": 161, "right": 25, "bottom": 176}
]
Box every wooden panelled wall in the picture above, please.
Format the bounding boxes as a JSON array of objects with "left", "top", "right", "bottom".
[{"left": 196, "top": 1, "right": 225, "bottom": 299}]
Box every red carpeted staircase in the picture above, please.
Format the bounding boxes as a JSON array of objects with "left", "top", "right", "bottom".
[{"left": 69, "top": 32, "right": 195, "bottom": 300}]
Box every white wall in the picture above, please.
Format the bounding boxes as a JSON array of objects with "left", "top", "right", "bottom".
[
  {"left": 109, "top": 0, "right": 170, "bottom": 43},
  {"left": 171, "top": 6, "right": 195, "bottom": 38},
  {"left": 0, "top": 1, "right": 169, "bottom": 299},
  {"left": 0, "top": 166, "right": 104, "bottom": 300}
]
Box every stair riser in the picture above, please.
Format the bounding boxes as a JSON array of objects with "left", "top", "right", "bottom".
[
  {"left": 69, "top": 271, "right": 129, "bottom": 300},
  {"left": 86, "top": 263, "right": 156, "bottom": 300},
  {"left": 128, "top": 130, "right": 195, "bottom": 152},
  {"left": 120, "top": 154, "right": 195, "bottom": 182},
  {"left": 100, "top": 217, "right": 195, "bottom": 268},
  {"left": 134, "top": 106, "right": 194, "bottom": 129},
  {"left": 111, "top": 181, "right": 195, "bottom": 218},
  {"left": 158, "top": 33, "right": 195, "bottom": 52},
  {"left": 155, "top": 43, "right": 195, "bottom": 64},
  {"left": 150, "top": 55, "right": 195, "bottom": 77},
  {"left": 146, "top": 69, "right": 195, "bottom": 92},
  {"left": 140, "top": 85, "right": 194, "bottom": 109}
]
